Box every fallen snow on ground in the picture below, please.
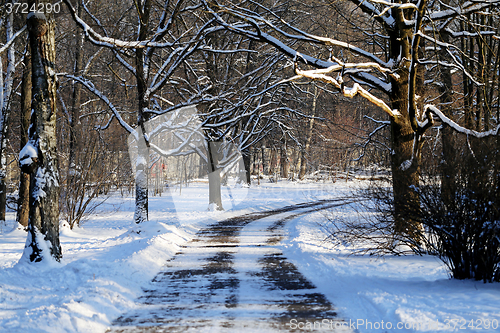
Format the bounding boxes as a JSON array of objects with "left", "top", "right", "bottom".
[
  {"left": 280, "top": 200, "right": 500, "bottom": 332},
  {"left": 0, "top": 180, "right": 499, "bottom": 332}
]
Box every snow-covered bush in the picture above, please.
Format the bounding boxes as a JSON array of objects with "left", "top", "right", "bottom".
[
  {"left": 326, "top": 165, "right": 500, "bottom": 282},
  {"left": 415, "top": 183, "right": 500, "bottom": 282}
]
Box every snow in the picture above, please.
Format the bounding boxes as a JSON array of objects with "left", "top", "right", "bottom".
[
  {"left": 280, "top": 207, "right": 500, "bottom": 332},
  {"left": 19, "top": 142, "right": 38, "bottom": 167},
  {"left": 1, "top": 180, "right": 499, "bottom": 332},
  {"left": 27, "top": 12, "right": 47, "bottom": 20}
]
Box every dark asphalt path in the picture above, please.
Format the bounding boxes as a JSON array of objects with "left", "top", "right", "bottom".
[{"left": 108, "top": 200, "right": 353, "bottom": 332}]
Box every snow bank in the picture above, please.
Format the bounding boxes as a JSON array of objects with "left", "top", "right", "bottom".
[{"left": 280, "top": 204, "right": 500, "bottom": 333}]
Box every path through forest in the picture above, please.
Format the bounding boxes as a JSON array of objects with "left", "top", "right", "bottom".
[{"left": 108, "top": 200, "right": 354, "bottom": 332}]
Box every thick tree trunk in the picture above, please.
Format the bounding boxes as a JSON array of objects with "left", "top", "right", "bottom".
[
  {"left": 22, "top": 4, "right": 61, "bottom": 262},
  {"left": 388, "top": 27, "right": 422, "bottom": 240},
  {"left": 17, "top": 46, "right": 31, "bottom": 228},
  {"left": 390, "top": 116, "right": 421, "bottom": 238},
  {"left": 207, "top": 141, "right": 223, "bottom": 210}
]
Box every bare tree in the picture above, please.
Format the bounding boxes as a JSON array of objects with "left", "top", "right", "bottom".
[
  {"left": 62, "top": 0, "right": 224, "bottom": 223},
  {"left": 203, "top": 0, "right": 500, "bottom": 240},
  {"left": 19, "top": 1, "right": 61, "bottom": 262}
]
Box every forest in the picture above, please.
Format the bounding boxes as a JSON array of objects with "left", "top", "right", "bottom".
[
  {"left": 1, "top": 0, "right": 500, "bottom": 331},
  {"left": 1, "top": 0, "right": 500, "bottom": 282}
]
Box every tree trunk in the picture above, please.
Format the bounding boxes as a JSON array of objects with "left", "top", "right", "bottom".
[
  {"left": 299, "top": 86, "right": 318, "bottom": 180},
  {"left": 0, "top": 9, "right": 16, "bottom": 222},
  {"left": 389, "top": 76, "right": 423, "bottom": 240},
  {"left": 280, "top": 144, "right": 289, "bottom": 179},
  {"left": 67, "top": 3, "right": 84, "bottom": 196},
  {"left": 134, "top": 130, "right": 149, "bottom": 223},
  {"left": 242, "top": 147, "right": 251, "bottom": 185},
  {"left": 390, "top": 116, "right": 421, "bottom": 237},
  {"left": 439, "top": 29, "right": 456, "bottom": 207},
  {"left": 17, "top": 45, "right": 31, "bottom": 228},
  {"left": 207, "top": 141, "right": 223, "bottom": 210},
  {"left": 389, "top": 27, "right": 422, "bottom": 240},
  {"left": 239, "top": 40, "right": 256, "bottom": 187},
  {"left": 133, "top": 1, "right": 152, "bottom": 224},
  {"left": 22, "top": 4, "right": 61, "bottom": 262},
  {"left": 261, "top": 146, "right": 267, "bottom": 175}
]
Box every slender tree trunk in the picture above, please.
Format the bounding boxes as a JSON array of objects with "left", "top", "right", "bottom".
[
  {"left": 280, "top": 144, "right": 289, "bottom": 179},
  {"left": 207, "top": 140, "right": 223, "bottom": 210},
  {"left": 242, "top": 148, "right": 251, "bottom": 185},
  {"left": 133, "top": 1, "right": 152, "bottom": 223},
  {"left": 439, "top": 29, "right": 456, "bottom": 207},
  {"left": 134, "top": 129, "right": 149, "bottom": 223},
  {"left": 67, "top": 3, "right": 84, "bottom": 195},
  {"left": 0, "top": 9, "right": 16, "bottom": 222},
  {"left": 240, "top": 40, "right": 256, "bottom": 186},
  {"left": 17, "top": 46, "right": 31, "bottom": 228},
  {"left": 22, "top": 4, "right": 61, "bottom": 262},
  {"left": 133, "top": 93, "right": 150, "bottom": 223},
  {"left": 299, "top": 86, "right": 318, "bottom": 180}
]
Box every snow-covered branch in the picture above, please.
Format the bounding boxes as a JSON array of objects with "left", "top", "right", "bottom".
[
  {"left": 63, "top": 0, "right": 178, "bottom": 49},
  {"left": 65, "top": 74, "right": 137, "bottom": 137},
  {"left": 0, "top": 25, "right": 26, "bottom": 56},
  {"left": 292, "top": 64, "right": 400, "bottom": 119},
  {"left": 426, "top": 105, "right": 500, "bottom": 138},
  {"left": 428, "top": 0, "right": 500, "bottom": 22}
]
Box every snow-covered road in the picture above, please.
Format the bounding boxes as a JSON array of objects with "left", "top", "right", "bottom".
[
  {"left": 1, "top": 181, "right": 499, "bottom": 333},
  {"left": 110, "top": 200, "right": 352, "bottom": 332}
]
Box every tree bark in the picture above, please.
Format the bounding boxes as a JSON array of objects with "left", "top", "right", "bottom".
[
  {"left": 439, "top": 29, "right": 456, "bottom": 207},
  {"left": 242, "top": 148, "right": 251, "bottom": 185},
  {"left": 388, "top": 25, "right": 422, "bottom": 239},
  {"left": 22, "top": 3, "right": 61, "bottom": 262},
  {"left": 280, "top": 144, "right": 289, "bottom": 179},
  {"left": 0, "top": 9, "right": 16, "bottom": 222},
  {"left": 133, "top": 0, "right": 152, "bottom": 223},
  {"left": 134, "top": 130, "right": 149, "bottom": 223},
  {"left": 67, "top": 2, "right": 84, "bottom": 193},
  {"left": 17, "top": 45, "right": 31, "bottom": 228},
  {"left": 207, "top": 141, "right": 223, "bottom": 210},
  {"left": 240, "top": 40, "right": 256, "bottom": 186},
  {"left": 389, "top": 114, "right": 421, "bottom": 238},
  {"left": 299, "top": 87, "right": 318, "bottom": 180}
]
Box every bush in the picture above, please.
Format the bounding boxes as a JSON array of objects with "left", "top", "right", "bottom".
[
  {"left": 325, "top": 166, "right": 500, "bottom": 282},
  {"left": 415, "top": 175, "right": 500, "bottom": 282}
]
